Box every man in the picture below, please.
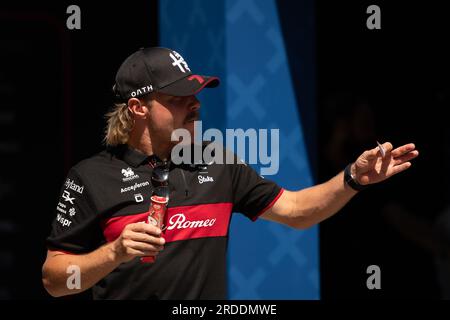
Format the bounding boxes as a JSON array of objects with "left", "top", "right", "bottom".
[{"left": 42, "top": 47, "right": 419, "bottom": 299}]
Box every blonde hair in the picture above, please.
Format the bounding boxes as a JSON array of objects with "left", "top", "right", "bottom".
[{"left": 104, "top": 103, "right": 134, "bottom": 146}]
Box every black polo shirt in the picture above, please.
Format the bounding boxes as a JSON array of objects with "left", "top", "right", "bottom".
[{"left": 47, "top": 144, "right": 283, "bottom": 299}]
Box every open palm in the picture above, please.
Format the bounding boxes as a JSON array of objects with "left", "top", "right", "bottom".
[{"left": 354, "top": 142, "right": 419, "bottom": 185}]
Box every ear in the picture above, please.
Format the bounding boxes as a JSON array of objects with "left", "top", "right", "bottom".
[{"left": 127, "top": 98, "right": 147, "bottom": 119}]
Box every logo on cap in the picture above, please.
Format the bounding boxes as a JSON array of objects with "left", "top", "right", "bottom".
[
  {"left": 170, "top": 51, "right": 191, "bottom": 73},
  {"left": 131, "top": 85, "right": 153, "bottom": 98}
]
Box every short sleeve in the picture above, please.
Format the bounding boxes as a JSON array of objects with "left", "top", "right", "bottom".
[
  {"left": 46, "top": 168, "right": 104, "bottom": 253},
  {"left": 230, "top": 159, "right": 284, "bottom": 221}
]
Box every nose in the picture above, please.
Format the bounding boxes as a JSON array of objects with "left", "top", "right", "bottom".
[{"left": 188, "top": 95, "right": 200, "bottom": 112}]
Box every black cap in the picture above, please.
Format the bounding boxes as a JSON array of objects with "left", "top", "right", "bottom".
[{"left": 113, "top": 47, "right": 220, "bottom": 102}]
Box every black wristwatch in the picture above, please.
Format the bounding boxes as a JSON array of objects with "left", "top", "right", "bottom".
[{"left": 344, "top": 163, "right": 368, "bottom": 191}]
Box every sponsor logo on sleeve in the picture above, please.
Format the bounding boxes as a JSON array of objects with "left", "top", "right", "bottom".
[
  {"left": 62, "top": 190, "right": 75, "bottom": 205},
  {"left": 64, "top": 178, "right": 84, "bottom": 194},
  {"left": 68, "top": 207, "right": 76, "bottom": 217},
  {"left": 57, "top": 202, "right": 67, "bottom": 214},
  {"left": 56, "top": 213, "right": 72, "bottom": 227}
]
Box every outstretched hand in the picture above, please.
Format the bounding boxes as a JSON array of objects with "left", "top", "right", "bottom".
[{"left": 352, "top": 142, "right": 419, "bottom": 186}]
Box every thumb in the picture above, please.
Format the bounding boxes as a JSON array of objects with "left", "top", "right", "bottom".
[{"left": 363, "top": 142, "right": 393, "bottom": 160}]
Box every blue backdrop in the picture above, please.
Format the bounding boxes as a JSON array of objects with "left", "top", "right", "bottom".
[{"left": 159, "top": 0, "right": 319, "bottom": 299}]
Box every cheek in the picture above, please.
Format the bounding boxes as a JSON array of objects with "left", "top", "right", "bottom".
[
  {"left": 149, "top": 106, "right": 174, "bottom": 131},
  {"left": 165, "top": 106, "right": 187, "bottom": 128}
]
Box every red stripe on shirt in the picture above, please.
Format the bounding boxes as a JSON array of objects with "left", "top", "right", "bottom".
[{"left": 101, "top": 202, "right": 233, "bottom": 243}]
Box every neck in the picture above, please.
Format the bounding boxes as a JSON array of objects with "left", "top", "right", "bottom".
[
  {"left": 127, "top": 127, "right": 172, "bottom": 161},
  {"left": 127, "top": 134, "right": 152, "bottom": 155}
]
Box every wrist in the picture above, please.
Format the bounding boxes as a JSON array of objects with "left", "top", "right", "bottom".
[
  {"left": 344, "top": 163, "right": 368, "bottom": 191},
  {"left": 106, "top": 240, "right": 124, "bottom": 264}
]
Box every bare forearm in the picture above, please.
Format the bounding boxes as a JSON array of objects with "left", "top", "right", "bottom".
[
  {"left": 43, "top": 222, "right": 165, "bottom": 298},
  {"left": 264, "top": 170, "right": 358, "bottom": 228},
  {"left": 42, "top": 242, "right": 121, "bottom": 297},
  {"left": 291, "top": 171, "right": 358, "bottom": 228},
  {"left": 299, "top": 171, "right": 358, "bottom": 226}
]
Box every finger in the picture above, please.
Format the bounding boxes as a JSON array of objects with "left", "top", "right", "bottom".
[
  {"left": 380, "top": 142, "right": 393, "bottom": 154},
  {"left": 127, "top": 231, "right": 166, "bottom": 246},
  {"left": 391, "top": 143, "right": 416, "bottom": 158},
  {"left": 389, "top": 161, "right": 412, "bottom": 176},
  {"left": 380, "top": 153, "right": 391, "bottom": 174},
  {"left": 393, "top": 150, "right": 419, "bottom": 165},
  {"left": 129, "top": 222, "right": 162, "bottom": 236},
  {"left": 127, "top": 240, "right": 164, "bottom": 252},
  {"left": 364, "top": 142, "right": 393, "bottom": 160}
]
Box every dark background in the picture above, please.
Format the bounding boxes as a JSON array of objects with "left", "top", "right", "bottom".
[
  {"left": 316, "top": 1, "right": 449, "bottom": 299},
  {"left": 0, "top": 1, "right": 158, "bottom": 299},
  {"left": 0, "top": 1, "right": 448, "bottom": 299}
]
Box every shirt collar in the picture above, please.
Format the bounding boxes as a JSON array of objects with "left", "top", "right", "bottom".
[
  {"left": 112, "top": 144, "right": 150, "bottom": 167},
  {"left": 114, "top": 144, "right": 168, "bottom": 168}
]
